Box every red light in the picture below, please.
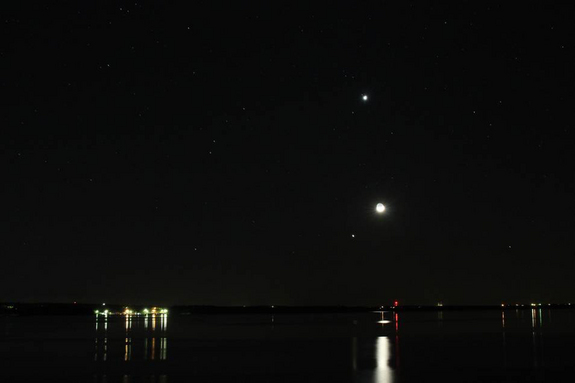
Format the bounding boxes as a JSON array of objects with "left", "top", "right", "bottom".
[{"left": 394, "top": 300, "right": 399, "bottom": 307}]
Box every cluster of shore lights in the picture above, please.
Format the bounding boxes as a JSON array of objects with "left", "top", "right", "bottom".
[
  {"left": 500, "top": 303, "right": 571, "bottom": 307},
  {"left": 94, "top": 307, "right": 168, "bottom": 316}
]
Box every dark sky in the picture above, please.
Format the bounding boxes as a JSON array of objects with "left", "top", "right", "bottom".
[{"left": 3, "top": 1, "right": 574, "bottom": 306}]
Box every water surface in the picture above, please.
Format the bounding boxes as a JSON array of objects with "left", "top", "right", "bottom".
[{"left": 2, "top": 309, "right": 575, "bottom": 382}]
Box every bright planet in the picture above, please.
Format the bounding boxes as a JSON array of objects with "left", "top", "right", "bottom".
[{"left": 376, "top": 203, "right": 385, "bottom": 213}]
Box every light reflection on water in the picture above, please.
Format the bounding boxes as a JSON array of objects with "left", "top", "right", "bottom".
[
  {"left": 91, "top": 311, "right": 396, "bottom": 382},
  {"left": 353, "top": 337, "right": 395, "bottom": 383},
  {"left": 94, "top": 313, "right": 168, "bottom": 364},
  {"left": 353, "top": 312, "right": 397, "bottom": 382},
  {"left": 8, "top": 309, "right": 575, "bottom": 382},
  {"left": 373, "top": 337, "right": 395, "bottom": 383}
]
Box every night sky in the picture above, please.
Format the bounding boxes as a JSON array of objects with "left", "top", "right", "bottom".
[{"left": 3, "top": 2, "right": 575, "bottom": 306}]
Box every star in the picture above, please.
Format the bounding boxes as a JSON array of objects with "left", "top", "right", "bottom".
[{"left": 362, "top": 94, "right": 368, "bottom": 101}]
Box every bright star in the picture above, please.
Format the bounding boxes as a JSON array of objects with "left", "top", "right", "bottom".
[
  {"left": 362, "top": 94, "right": 368, "bottom": 101},
  {"left": 376, "top": 203, "right": 385, "bottom": 213}
]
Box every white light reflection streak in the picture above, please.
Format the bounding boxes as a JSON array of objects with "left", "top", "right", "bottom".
[
  {"left": 355, "top": 337, "right": 395, "bottom": 383},
  {"left": 125, "top": 315, "right": 132, "bottom": 332},
  {"left": 160, "top": 337, "right": 167, "bottom": 360},
  {"left": 531, "top": 308, "right": 538, "bottom": 367},
  {"left": 539, "top": 308, "right": 543, "bottom": 327},
  {"left": 374, "top": 337, "right": 393, "bottom": 383},
  {"left": 103, "top": 315, "right": 108, "bottom": 361},
  {"left": 161, "top": 313, "right": 167, "bottom": 331},
  {"left": 124, "top": 309, "right": 133, "bottom": 361},
  {"left": 377, "top": 311, "right": 390, "bottom": 325},
  {"left": 94, "top": 314, "right": 99, "bottom": 361}
]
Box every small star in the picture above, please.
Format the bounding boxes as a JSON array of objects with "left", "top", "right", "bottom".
[
  {"left": 351, "top": 234, "right": 355, "bottom": 238},
  {"left": 362, "top": 94, "right": 368, "bottom": 101}
]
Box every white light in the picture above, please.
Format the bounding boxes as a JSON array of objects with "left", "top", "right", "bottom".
[
  {"left": 362, "top": 94, "right": 368, "bottom": 101},
  {"left": 376, "top": 203, "right": 385, "bottom": 213},
  {"left": 374, "top": 337, "right": 393, "bottom": 382}
]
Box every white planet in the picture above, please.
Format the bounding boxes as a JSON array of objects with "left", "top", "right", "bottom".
[
  {"left": 376, "top": 203, "right": 385, "bottom": 213},
  {"left": 362, "top": 94, "right": 368, "bottom": 101}
]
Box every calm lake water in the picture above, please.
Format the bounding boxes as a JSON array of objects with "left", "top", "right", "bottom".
[{"left": 2, "top": 309, "right": 575, "bottom": 382}]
